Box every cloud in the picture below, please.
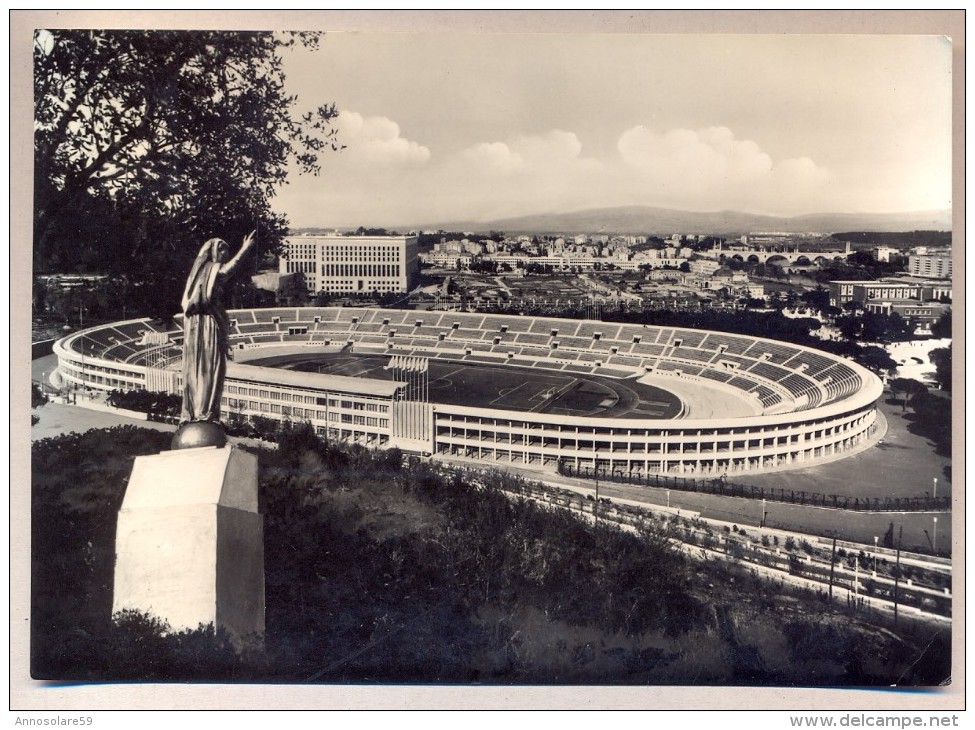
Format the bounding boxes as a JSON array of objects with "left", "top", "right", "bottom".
[
  {"left": 616, "top": 125, "right": 830, "bottom": 212},
  {"left": 459, "top": 142, "right": 525, "bottom": 174},
  {"left": 335, "top": 110, "right": 430, "bottom": 166},
  {"left": 619, "top": 125, "right": 778, "bottom": 181},
  {"left": 456, "top": 130, "right": 586, "bottom": 177},
  {"left": 510, "top": 129, "right": 583, "bottom": 164},
  {"left": 279, "top": 122, "right": 838, "bottom": 227}
]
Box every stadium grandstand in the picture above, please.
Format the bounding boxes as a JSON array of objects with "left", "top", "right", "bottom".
[{"left": 53, "top": 308, "right": 883, "bottom": 477}]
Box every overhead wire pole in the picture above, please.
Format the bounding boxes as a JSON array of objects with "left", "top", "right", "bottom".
[
  {"left": 894, "top": 525, "right": 903, "bottom": 626},
  {"left": 828, "top": 534, "right": 837, "bottom": 604}
]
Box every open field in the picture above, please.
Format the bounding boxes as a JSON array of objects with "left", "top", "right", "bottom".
[{"left": 252, "top": 352, "right": 684, "bottom": 419}]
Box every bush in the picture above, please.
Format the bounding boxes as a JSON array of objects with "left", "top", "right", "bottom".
[
  {"left": 106, "top": 389, "right": 180, "bottom": 417},
  {"left": 32, "top": 383, "right": 49, "bottom": 409}
]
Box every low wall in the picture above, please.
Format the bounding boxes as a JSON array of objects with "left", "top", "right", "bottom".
[{"left": 32, "top": 339, "right": 56, "bottom": 360}]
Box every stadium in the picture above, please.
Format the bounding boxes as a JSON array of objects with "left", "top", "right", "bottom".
[{"left": 52, "top": 307, "right": 884, "bottom": 477}]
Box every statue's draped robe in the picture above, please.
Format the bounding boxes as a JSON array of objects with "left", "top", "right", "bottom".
[{"left": 180, "top": 243, "right": 235, "bottom": 424}]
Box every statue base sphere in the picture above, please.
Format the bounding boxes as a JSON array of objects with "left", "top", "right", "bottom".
[{"left": 171, "top": 421, "right": 227, "bottom": 450}]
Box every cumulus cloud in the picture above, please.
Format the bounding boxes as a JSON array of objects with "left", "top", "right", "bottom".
[
  {"left": 616, "top": 125, "right": 830, "bottom": 212},
  {"left": 335, "top": 110, "right": 430, "bottom": 166},
  {"left": 619, "top": 125, "right": 778, "bottom": 182},
  {"left": 459, "top": 142, "right": 526, "bottom": 174},
  {"left": 280, "top": 121, "right": 836, "bottom": 227},
  {"left": 510, "top": 129, "right": 583, "bottom": 164},
  {"left": 456, "top": 130, "right": 585, "bottom": 177}
]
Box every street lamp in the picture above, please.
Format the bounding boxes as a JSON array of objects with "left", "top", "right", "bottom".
[
  {"left": 666, "top": 490, "right": 670, "bottom": 509},
  {"left": 761, "top": 498, "right": 766, "bottom": 527},
  {"left": 873, "top": 536, "right": 879, "bottom": 576},
  {"left": 594, "top": 474, "right": 599, "bottom": 525},
  {"left": 933, "top": 477, "right": 938, "bottom": 501},
  {"left": 933, "top": 517, "right": 938, "bottom": 554}
]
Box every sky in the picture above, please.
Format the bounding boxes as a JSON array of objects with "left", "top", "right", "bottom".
[{"left": 273, "top": 33, "right": 952, "bottom": 229}]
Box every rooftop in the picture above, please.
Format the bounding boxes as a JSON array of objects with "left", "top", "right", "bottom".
[{"left": 227, "top": 362, "right": 402, "bottom": 397}]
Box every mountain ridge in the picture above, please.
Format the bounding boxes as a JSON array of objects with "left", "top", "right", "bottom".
[{"left": 399, "top": 205, "right": 952, "bottom": 236}]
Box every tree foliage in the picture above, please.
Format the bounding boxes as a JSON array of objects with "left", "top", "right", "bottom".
[
  {"left": 32, "top": 426, "right": 951, "bottom": 684},
  {"left": 32, "top": 382, "right": 49, "bottom": 409},
  {"left": 106, "top": 389, "right": 181, "bottom": 417},
  {"left": 33, "top": 29, "right": 341, "bottom": 317},
  {"left": 857, "top": 345, "right": 898, "bottom": 375},
  {"left": 835, "top": 311, "right": 914, "bottom": 344},
  {"left": 931, "top": 309, "right": 951, "bottom": 339},
  {"left": 907, "top": 391, "right": 952, "bottom": 458},
  {"left": 888, "top": 378, "right": 927, "bottom": 410},
  {"left": 929, "top": 347, "right": 952, "bottom": 392}
]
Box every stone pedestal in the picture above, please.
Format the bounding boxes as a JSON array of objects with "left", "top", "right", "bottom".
[{"left": 112, "top": 446, "right": 264, "bottom": 646}]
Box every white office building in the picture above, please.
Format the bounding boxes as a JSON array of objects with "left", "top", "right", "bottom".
[{"left": 281, "top": 234, "right": 419, "bottom": 295}]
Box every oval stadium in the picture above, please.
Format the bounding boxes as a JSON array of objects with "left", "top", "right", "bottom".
[{"left": 53, "top": 307, "right": 884, "bottom": 477}]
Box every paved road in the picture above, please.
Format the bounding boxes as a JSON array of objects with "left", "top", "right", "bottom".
[
  {"left": 29, "top": 354, "right": 174, "bottom": 442},
  {"left": 745, "top": 396, "right": 952, "bottom": 500},
  {"left": 437, "top": 455, "right": 952, "bottom": 555},
  {"left": 29, "top": 400, "right": 175, "bottom": 443}
]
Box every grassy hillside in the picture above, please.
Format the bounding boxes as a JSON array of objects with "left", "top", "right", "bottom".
[{"left": 30, "top": 426, "right": 950, "bottom": 685}]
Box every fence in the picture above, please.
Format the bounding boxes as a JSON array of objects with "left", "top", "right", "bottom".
[{"left": 557, "top": 463, "right": 951, "bottom": 513}]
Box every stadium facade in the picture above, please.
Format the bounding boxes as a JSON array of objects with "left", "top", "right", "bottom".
[{"left": 53, "top": 307, "right": 883, "bottom": 477}]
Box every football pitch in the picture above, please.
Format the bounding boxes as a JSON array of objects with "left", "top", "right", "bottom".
[{"left": 249, "top": 352, "right": 683, "bottom": 419}]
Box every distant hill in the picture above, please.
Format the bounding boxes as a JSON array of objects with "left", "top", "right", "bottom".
[{"left": 408, "top": 206, "right": 952, "bottom": 236}]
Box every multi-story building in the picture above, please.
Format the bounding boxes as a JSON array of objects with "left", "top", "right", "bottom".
[
  {"left": 908, "top": 251, "right": 953, "bottom": 279},
  {"left": 223, "top": 362, "right": 399, "bottom": 446},
  {"left": 872, "top": 246, "right": 900, "bottom": 262},
  {"left": 861, "top": 300, "right": 950, "bottom": 330},
  {"left": 828, "top": 280, "right": 952, "bottom": 308},
  {"left": 281, "top": 234, "right": 419, "bottom": 296}
]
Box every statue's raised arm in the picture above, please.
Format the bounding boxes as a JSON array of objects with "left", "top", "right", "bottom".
[
  {"left": 222, "top": 230, "right": 257, "bottom": 277},
  {"left": 173, "top": 232, "right": 256, "bottom": 450}
]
